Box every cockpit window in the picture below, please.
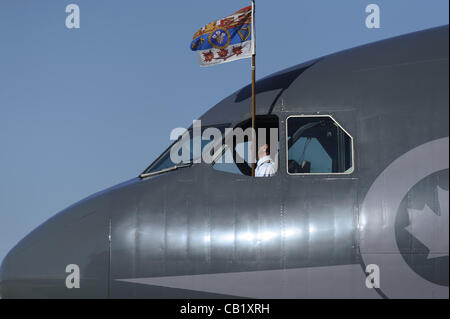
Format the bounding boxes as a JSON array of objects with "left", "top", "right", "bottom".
[
  {"left": 142, "top": 124, "right": 229, "bottom": 176},
  {"left": 287, "top": 115, "right": 353, "bottom": 174},
  {"left": 212, "top": 116, "right": 279, "bottom": 177}
]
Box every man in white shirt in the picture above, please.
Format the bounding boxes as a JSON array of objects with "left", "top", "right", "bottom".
[{"left": 255, "top": 144, "right": 277, "bottom": 177}]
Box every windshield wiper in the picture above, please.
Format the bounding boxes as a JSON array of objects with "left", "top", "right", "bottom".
[{"left": 139, "top": 163, "right": 192, "bottom": 179}]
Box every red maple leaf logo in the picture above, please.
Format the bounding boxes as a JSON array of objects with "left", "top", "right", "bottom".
[
  {"left": 203, "top": 51, "right": 214, "bottom": 62},
  {"left": 218, "top": 48, "right": 229, "bottom": 60},
  {"left": 232, "top": 46, "right": 243, "bottom": 56}
]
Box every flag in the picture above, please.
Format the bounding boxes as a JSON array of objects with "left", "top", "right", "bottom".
[{"left": 190, "top": 5, "right": 254, "bottom": 67}]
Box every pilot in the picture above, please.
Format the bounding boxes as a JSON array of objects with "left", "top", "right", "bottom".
[{"left": 255, "top": 144, "right": 277, "bottom": 177}]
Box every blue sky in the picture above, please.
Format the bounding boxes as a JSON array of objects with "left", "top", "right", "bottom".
[{"left": 0, "top": 0, "right": 448, "bottom": 263}]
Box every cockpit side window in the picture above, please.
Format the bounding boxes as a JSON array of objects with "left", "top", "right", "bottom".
[
  {"left": 212, "top": 115, "right": 279, "bottom": 177},
  {"left": 142, "top": 124, "right": 229, "bottom": 176},
  {"left": 286, "top": 115, "right": 353, "bottom": 175}
]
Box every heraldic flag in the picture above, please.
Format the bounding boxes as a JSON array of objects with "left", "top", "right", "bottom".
[{"left": 190, "top": 5, "right": 254, "bottom": 66}]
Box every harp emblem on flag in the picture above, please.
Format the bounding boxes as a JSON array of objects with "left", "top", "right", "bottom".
[{"left": 237, "top": 25, "right": 251, "bottom": 42}]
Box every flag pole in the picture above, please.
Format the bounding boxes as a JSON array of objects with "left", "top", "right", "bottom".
[{"left": 251, "top": 0, "right": 256, "bottom": 177}]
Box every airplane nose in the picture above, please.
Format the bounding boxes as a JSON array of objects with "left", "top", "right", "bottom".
[
  {"left": 0, "top": 195, "right": 112, "bottom": 298},
  {"left": 0, "top": 179, "right": 134, "bottom": 298}
]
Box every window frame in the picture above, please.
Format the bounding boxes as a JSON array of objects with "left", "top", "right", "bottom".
[
  {"left": 140, "top": 123, "right": 230, "bottom": 176},
  {"left": 285, "top": 114, "right": 355, "bottom": 176}
]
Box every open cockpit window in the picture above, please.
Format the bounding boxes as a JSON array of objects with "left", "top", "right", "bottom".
[
  {"left": 212, "top": 115, "right": 279, "bottom": 177},
  {"left": 287, "top": 115, "right": 353, "bottom": 175},
  {"left": 141, "top": 124, "right": 229, "bottom": 177}
]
